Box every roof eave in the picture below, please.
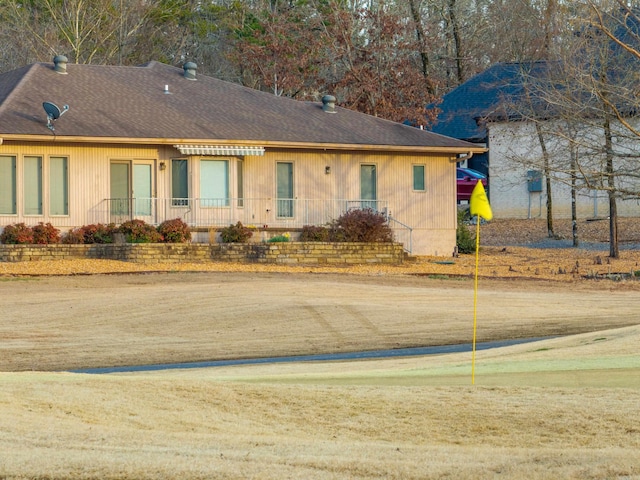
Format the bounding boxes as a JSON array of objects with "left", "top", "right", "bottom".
[{"left": 0, "top": 134, "right": 486, "bottom": 154}]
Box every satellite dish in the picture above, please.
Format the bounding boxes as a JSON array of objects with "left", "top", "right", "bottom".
[{"left": 43, "top": 102, "right": 69, "bottom": 131}]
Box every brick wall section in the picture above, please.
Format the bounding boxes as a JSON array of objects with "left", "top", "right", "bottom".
[{"left": 0, "top": 243, "right": 404, "bottom": 265}]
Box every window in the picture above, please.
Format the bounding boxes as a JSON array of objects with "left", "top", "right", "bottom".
[
  {"left": 237, "top": 160, "right": 244, "bottom": 207},
  {"left": 24, "top": 156, "right": 42, "bottom": 215},
  {"left": 200, "top": 159, "right": 229, "bottom": 206},
  {"left": 360, "top": 164, "right": 377, "bottom": 210},
  {"left": 171, "top": 159, "right": 189, "bottom": 206},
  {"left": 50, "top": 156, "right": 69, "bottom": 215},
  {"left": 0, "top": 155, "right": 16, "bottom": 214},
  {"left": 276, "top": 162, "right": 294, "bottom": 217},
  {"left": 413, "top": 165, "right": 425, "bottom": 191}
]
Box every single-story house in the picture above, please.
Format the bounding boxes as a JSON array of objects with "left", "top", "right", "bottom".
[
  {"left": 430, "top": 61, "right": 640, "bottom": 219},
  {"left": 0, "top": 56, "right": 484, "bottom": 256}
]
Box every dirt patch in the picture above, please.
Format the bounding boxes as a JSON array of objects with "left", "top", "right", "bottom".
[{"left": 477, "top": 216, "right": 640, "bottom": 246}]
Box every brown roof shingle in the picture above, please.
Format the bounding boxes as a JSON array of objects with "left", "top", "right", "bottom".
[{"left": 0, "top": 60, "right": 479, "bottom": 152}]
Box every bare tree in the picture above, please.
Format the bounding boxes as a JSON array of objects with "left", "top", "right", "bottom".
[
  {"left": 526, "top": 6, "right": 640, "bottom": 257},
  {"left": 0, "top": 0, "right": 151, "bottom": 65}
]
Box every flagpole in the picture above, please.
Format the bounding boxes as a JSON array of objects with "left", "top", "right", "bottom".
[
  {"left": 472, "top": 215, "right": 481, "bottom": 385},
  {"left": 469, "top": 179, "right": 492, "bottom": 386}
]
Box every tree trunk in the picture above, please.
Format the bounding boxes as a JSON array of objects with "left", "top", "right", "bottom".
[
  {"left": 604, "top": 116, "right": 619, "bottom": 258},
  {"left": 408, "top": 0, "right": 435, "bottom": 95},
  {"left": 608, "top": 191, "right": 618, "bottom": 258},
  {"left": 570, "top": 141, "right": 579, "bottom": 247},
  {"left": 448, "top": 0, "right": 464, "bottom": 85},
  {"left": 535, "top": 122, "right": 554, "bottom": 238}
]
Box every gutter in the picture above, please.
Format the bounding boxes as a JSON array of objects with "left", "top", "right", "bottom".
[{"left": 0, "top": 135, "right": 487, "bottom": 155}]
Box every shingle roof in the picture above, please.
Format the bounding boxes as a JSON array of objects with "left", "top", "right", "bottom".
[
  {"left": 0, "top": 60, "right": 479, "bottom": 152},
  {"left": 429, "top": 61, "right": 551, "bottom": 142}
]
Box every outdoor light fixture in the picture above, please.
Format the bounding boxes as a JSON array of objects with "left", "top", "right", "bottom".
[
  {"left": 159, "top": 161, "right": 167, "bottom": 171},
  {"left": 325, "top": 166, "right": 331, "bottom": 174}
]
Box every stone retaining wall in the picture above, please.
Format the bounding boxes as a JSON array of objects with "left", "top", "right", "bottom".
[{"left": 0, "top": 242, "right": 404, "bottom": 265}]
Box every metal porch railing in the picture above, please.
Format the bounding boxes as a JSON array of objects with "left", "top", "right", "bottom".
[{"left": 95, "top": 198, "right": 388, "bottom": 229}]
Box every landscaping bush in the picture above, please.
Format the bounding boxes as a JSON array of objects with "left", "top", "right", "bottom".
[
  {"left": 118, "top": 219, "right": 162, "bottom": 243},
  {"left": 329, "top": 208, "right": 393, "bottom": 243},
  {"left": 456, "top": 208, "right": 476, "bottom": 254},
  {"left": 219, "top": 222, "right": 253, "bottom": 243},
  {"left": 31, "top": 222, "right": 61, "bottom": 244},
  {"left": 157, "top": 218, "right": 191, "bottom": 243},
  {"left": 267, "top": 233, "right": 290, "bottom": 243},
  {"left": 299, "top": 225, "right": 330, "bottom": 242},
  {"left": 0, "top": 223, "right": 34, "bottom": 244},
  {"left": 83, "top": 223, "right": 117, "bottom": 244},
  {"left": 61, "top": 228, "right": 86, "bottom": 244}
]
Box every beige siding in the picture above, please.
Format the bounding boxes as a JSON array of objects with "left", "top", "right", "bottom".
[
  {"left": 0, "top": 143, "right": 159, "bottom": 229},
  {"left": 247, "top": 149, "right": 456, "bottom": 228},
  {"left": 245, "top": 150, "right": 457, "bottom": 255},
  {"left": 0, "top": 142, "right": 458, "bottom": 256}
]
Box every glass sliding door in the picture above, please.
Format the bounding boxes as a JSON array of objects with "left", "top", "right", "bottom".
[
  {"left": 110, "top": 160, "right": 154, "bottom": 220},
  {"left": 360, "top": 164, "right": 377, "bottom": 210},
  {"left": 110, "top": 162, "right": 130, "bottom": 216},
  {"left": 134, "top": 164, "right": 152, "bottom": 215},
  {"left": 276, "top": 162, "right": 294, "bottom": 218}
]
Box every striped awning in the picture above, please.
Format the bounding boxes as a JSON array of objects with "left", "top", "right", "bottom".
[{"left": 173, "top": 145, "right": 265, "bottom": 156}]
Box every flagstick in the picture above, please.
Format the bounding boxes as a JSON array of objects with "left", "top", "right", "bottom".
[{"left": 472, "top": 214, "right": 481, "bottom": 385}]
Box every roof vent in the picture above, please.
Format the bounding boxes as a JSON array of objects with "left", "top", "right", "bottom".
[
  {"left": 322, "top": 95, "right": 336, "bottom": 113},
  {"left": 183, "top": 62, "right": 197, "bottom": 80},
  {"left": 53, "top": 55, "right": 68, "bottom": 74}
]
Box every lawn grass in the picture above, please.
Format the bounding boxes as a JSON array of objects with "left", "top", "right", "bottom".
[{"left": 1, "top": 326, "right": 639, "bottom": 479}]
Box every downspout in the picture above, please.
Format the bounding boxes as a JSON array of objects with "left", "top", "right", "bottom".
[{"left": 451, "top": 151, "right": 474, "bottom": 163}]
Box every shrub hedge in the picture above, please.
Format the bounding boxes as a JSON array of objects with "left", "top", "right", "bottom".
[{"left": 1, "top": 218, "right": 191, "bottom": 245}]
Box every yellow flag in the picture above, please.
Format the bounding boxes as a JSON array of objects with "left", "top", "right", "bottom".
[{"left": 469, "top": 181, "right": 493, "bottom": 221}]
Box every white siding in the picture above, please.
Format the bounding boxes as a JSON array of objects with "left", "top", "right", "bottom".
[{"left": 489, "top": 121, "right": 640, "bottom": 219}]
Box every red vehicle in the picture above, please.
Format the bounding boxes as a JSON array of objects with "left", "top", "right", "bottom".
[{"left": 457, "top": 167, "right": 487, "bottom": 202}]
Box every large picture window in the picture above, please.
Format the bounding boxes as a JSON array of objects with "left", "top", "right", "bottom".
[
  {"left": 50, "top": 156, "right": 69, "bottom": 215},
  {"left": 200, "top": 159, "right": 229, "bottom": 206},
  {"left": 0, "top": 155, "right": 16, "bottom": 215},
  {"left": 24, "top": 156, "right": 43, "bottom": 215}
]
